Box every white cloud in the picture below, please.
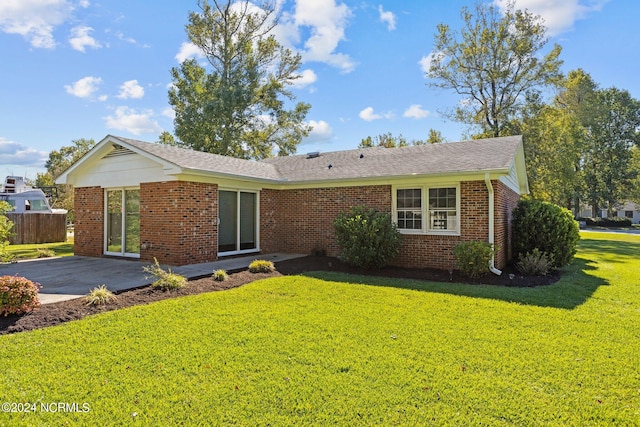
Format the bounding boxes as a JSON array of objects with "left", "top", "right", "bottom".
[
  {"left": 289, "top": 69, "right": 317, "bottom": 89},
  {"left": 419, "top": 51, "right": 444, "bottom": 74},
  {"left": 117, "top": 80, "right": 144, "bottom": 99},
  {"left": 378, "top": 5, "right": 396, "bottom": 31},
  {"left": 175, "top": 41, "right": 205, "bottom": 63},
  {"left": 359, "top": 107, "right": 393, "bottom": 122},
  {"left": 69, "top": 26, "right": 101, "bottom": 52},
  {"left": 403, "top": 104, "right": 430, "bottom": 119},
  {"left": 286, "top": 0, "right": 356, "bottom": 73},
  {"left": 304, "top": 120, "right": 333, "bottom": 143},
  {"left": 359, "top": 107, "right": 380, "bottom": 121},
  {"left": 161, "top": 107, "right": 175, "bottom": 120},
  {"left": 0, "top": 137, "right": 48, "bottom": 167},
  {"left": 64, "top": 76, "right": 102, "bottom": 98},
  {"left": 104, "top": 106, "right": 162, "bottom": 135},
  {"left": 0, "top": 0, "right": 73, "bottom": 48},
  {"left": 495, "top": 0, "right": 610, "bottom": 36}
]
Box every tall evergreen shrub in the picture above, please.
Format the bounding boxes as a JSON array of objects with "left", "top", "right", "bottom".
[
  {"left": 512, "top": 199, "right": 580, "bottom": 268},
  {"left": 333, "top": 206, "right": 401, "bottom": 269}
]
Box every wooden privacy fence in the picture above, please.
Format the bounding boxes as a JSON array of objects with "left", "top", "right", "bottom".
[{"left": 6, "top": 213, "right": 67, "bottom": 244}]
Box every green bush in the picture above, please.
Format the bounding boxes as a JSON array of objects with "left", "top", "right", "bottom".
[
  {"left": 512, "top": 199, "right": 579, "bottom": 268},
  {"left": 453, "top": 241, "right": 494, "bottom": 278},
  {"left": 85, "top": 285, "right": 117, "bottom": 306},
  {"left": 516, "top": 248, "right": 554, "bottom": 276},
  {"left": 584, "top": 217, "right": 632, "bottom": 227},
  {"left": 333, "top": 206, "right": 401, "bottom": 269},
  {"left": 212, "top": 269, "right": 229, "bottom": 281},
  {"left": 36, "top": 248, "right": 56, "bottom": 258},
  {"left": 0, "top": 275, "right": 41, "bottom": 316},
  {"left": 143, "top": 258, "right": 187, "bottom": 291},
  {"left": 248, "top": 260, "right": 276, "bottom": 273}
]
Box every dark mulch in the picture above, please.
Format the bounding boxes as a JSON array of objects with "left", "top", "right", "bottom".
[{"left": 0, "top": 256, "right": 559, "bottom": 335}]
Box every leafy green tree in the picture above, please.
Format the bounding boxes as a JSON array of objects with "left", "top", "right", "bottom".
[
  {"left": 157, "top": 131, "right": 178, "bottom": 146},
  {"left": 0, "top": 201, "right": 15, "bottom": 261},
  {"left": 169, "top": 0, "right": 311, "bottom": 159},
  {"left": 582, "top": 87, "right": 640, "bottom": 213},
  {"left": 35, "top": 138, "right": 96, "bottom": 219},
  {"left": 427, "top": 0, "right": 563, "bottom": 137},
  {"left": 426, "top": 129, "right": 445, "bottom": 144},
  {"left": 358, "top": 132, "right": 408, "bottom": 148}
]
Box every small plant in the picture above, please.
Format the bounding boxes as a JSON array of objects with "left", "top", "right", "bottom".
[
  {"left": 36, "top": 248, "right": 56, "bottom": 258},
  {"left": 249, "top": 259, "right": 276, "bottom": 273},
  {"left": 85, "top": 284, "right": 117, "bottom": 306},
  {"left": 143, "top": 258, "right": 187, "bottom": 290},
  {"left": 0, "top": 275, "right": 41, "bottom": 316},
  {"left": 516, "top": 249, "right": 554, "bottom": 276},
  {"left": 213, "top": 269, "right": 229, "bottom": 281},
  {"left": 0, "top": 242, "right": 16, "bottom": 263},
  {"left": 453, "top": 240, "right": 494, "bottom": 278},
  {"left": 333, "top": 206, "right": 401, "bottom": 269}
]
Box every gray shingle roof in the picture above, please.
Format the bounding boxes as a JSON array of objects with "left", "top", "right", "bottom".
[{"left": 112, "top": 135, "right": 522, "bottom": 184}]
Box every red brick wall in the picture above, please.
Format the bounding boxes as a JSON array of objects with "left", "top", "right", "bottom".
[
  {"left": 261, "top": 186, "right": 392, "bottom": 256},
  {"left": 260, "top": 181, "right": 519, "bottom": 270},
  {"left": 494, "top": 180, "right": 520, "bottom": 269},
  {"left": 74, "top": 186, "right": 104, "bottom": 257},
  {"left": 140, "top": 181, "right": 217, "bottom": 265},
  {"left": 393, "top": 181, "right": 490, "bottom": 269}
]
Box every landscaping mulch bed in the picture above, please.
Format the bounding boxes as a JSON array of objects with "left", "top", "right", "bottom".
[{"left": 0, "top": 256, "right": 559, "bottom": 335}]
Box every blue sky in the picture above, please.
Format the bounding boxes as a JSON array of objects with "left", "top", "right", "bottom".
[{"left": 1, "top": 0, "right": 637, "bottom": 181}]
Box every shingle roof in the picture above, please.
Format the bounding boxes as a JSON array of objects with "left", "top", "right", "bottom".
[
  {"left": 115, "top": 136, "right": 282, "bottom": 181},
  {"left": 111, "top": 135, "right": 522, "bottom": 184}
]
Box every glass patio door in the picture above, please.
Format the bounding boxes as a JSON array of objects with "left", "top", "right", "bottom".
[
  {"left": 106, "top": 189, "right": 140, "bottom": 257},
  {"left": 218, "top": 190, "right": 257, "bottom": 254}
]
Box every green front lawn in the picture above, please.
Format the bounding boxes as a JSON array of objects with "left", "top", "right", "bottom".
[
  {"left": 1, "top": 233, "right": 638, "bottom": 425},
  {"left": 4, "top": 239, "right": 73, "bottom": 260}
]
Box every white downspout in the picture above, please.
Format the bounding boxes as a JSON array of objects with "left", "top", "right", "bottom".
[{"left": 484, "top": 173, "right": 502, "bottom": 276}]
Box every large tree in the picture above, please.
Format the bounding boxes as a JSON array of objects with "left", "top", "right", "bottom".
[
  {"left": 427, "top": 0, "right": 563, "bottom": 137},
  {"left": 582, "top": 87, "right": 640, "bottom": 213},
  {"left": 169, "top": 0, "right": 311, "bottom": 159},
  {"left": 35, "top": 138, "right": 96, "bottom": 219}
]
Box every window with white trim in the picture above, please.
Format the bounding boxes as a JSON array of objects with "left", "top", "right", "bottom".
[{"left": 394, "top": 186, "right": 459, "bottom": 234}]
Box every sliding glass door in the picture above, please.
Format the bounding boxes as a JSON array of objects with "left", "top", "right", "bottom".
[
  {"left": 105, "top": 188, "right": 140, "bottom": 257},
  {"left": 218, "top": 190, "right": 258, "bottom": 254}
]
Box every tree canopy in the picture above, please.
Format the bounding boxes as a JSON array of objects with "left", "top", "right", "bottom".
[
  {"left": 35, "top": 138, "right": 96, "bottom": 218},
  {"left": 168, "top": 0, "right": 311, "bottom": 159},
  {"left": 427, "top": 0, "right": 563, "bottom": 137}
]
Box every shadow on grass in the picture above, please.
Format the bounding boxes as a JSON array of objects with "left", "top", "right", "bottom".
[{"left": 302, "top": 257, "right": 607, "bottom": 310}]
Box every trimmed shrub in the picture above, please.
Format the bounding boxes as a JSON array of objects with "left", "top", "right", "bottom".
[
  {"left": 213, "top": 269, "right": 229, "bottom": 281},
  {"left": 85, "top": 284, "right": 117, "bottom": 306},
  {"left": 143, "top": 258, "right": 187, "bottom": 290},
  {"left": 36, "top": 248, "right": 56, "bottom": 258},
  {"left": 453, "top": 241, "right": 494, "bottom": 278},
  {"left": 516, "top": 249, "right": 554, "bottom": 276},
  {"left": 0, "top": 275, "right": 41, "bottom": 316},
  {"left": 249, "top": 260, "right": 276, "bottom": 273},
  {"left": 333, "top": 206, "right": 401, "bottom": 269},
  {"left": 583, "top": 217, "right": 632, "bottom": 227},
  {"left": 512, "top": 199, "right": 579, "bottom": 268}
]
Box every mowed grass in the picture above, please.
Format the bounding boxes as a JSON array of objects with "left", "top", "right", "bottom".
[
  {"left": 4, "top": 238, "right": 73, "bottom": 260},
  {"left": 1, "top": 233, "right": 639, "bottom": 425}
]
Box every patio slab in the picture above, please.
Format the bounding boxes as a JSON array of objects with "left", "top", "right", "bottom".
[{"left": 0, "top": 253, "right": 305, "bottom": 304}]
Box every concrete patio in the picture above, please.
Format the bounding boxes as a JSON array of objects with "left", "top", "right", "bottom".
[{"left": 0, "top": 253, "right": 305, "bottom": 304}]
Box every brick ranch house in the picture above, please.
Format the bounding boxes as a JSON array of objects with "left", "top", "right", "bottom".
[{"left": 56, "top": 134, "right": 529, "bottom": 272}]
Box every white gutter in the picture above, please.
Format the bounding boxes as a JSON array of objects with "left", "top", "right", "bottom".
[{"left": 484, "top": 173, "right": 502, "bottom": 276}]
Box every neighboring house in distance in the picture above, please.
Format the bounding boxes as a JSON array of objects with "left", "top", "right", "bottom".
[
  {"left": 581, "top": 201, "right": 640, "bottom": 224},
  {"left": 56, "top": 134, "right": 529, "bottom": 271}
]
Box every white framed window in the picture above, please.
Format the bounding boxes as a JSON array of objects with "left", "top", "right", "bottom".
[{"left": 393, "top": 185, "right": 460, "bottom": 235}]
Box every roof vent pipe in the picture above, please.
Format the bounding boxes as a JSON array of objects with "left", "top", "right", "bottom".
[{"left": 484, "top": 173, "right": 502, "bottom": 276}]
